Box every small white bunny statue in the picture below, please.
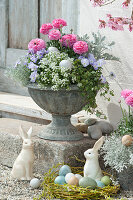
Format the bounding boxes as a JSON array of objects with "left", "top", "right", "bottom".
[
  {"left": 84, "top": 136, "right": 105, "bottom": 180},
  {"left": 11, "top": 126, "right": 34, "bottom": 180}
]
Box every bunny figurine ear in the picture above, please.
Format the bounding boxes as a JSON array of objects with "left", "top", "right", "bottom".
[
  {"left": 27, "top": 126, "right": 33, "bottom": 139},
  {"left": 19, "top": 125, "right": 28, "bottom": 140},
  {"left": 93, "top": 136, "right": 105, "bottom": 151}
]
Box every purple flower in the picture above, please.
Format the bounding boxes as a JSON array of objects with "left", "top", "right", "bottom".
[
  {"left": 96, "top": 59, "right": 105, "bottom": 67},
  {"left": 30, "top": 55, "right": 38, "bottom": 63},
  {"left": 88, "top": 54, "right": 96, "bottom": 65},
  {"left": 92, "top": 62, "right": 99, "bottom": 70},
  {"left": 78, "top": 56, "right": 84, "bottom": 60},
  {"left": 100, "top": 75, "right": 106, "bottom": 83},
  {"left": 24, "top": 61, "right": 28, "bottom": 66},
  {"left": 109, "top": 71, "right": 116, "bottom": 79},
  {"left": 37, "top": 48, "right": 47, "bottom": 59},
  {"left": 14, "top": 60, "right": 21, "bottom": 68},
  {"left": 30, "top": 71, "right": 38, "bottom": 82},
  {"left": 28, "top": 62, "right": 38, "bottom": 71},
  {"left": 81, "top": 58, "right": 89, "bottom": 67},
  {"left": 92, "top": 59, "right": 105, "bottom": 70},
  {"left": 28, "top": 49, "right": 35, "bottom": 54}
]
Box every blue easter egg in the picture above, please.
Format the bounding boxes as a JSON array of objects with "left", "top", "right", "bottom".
[
  {"left": 59, "top": 165, "right": 71, "bottom": 176},
  {"left": 54, "top": 176, "right": 66, "bottom": 185},
  {"left": 96, "top": 180, "right": 105, "bottom": 188}
]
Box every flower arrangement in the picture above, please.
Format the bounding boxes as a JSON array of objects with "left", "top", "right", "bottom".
[
  {"left": 8, "top": 18, "right": 119, "bottom": 113},
  {"left": 101, "top": 89, "right": 133, "bottom": 173}
]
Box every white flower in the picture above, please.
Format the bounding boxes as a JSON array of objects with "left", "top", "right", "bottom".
[{"left": 77, "top": 83, "right": 82, "bottom": 87}]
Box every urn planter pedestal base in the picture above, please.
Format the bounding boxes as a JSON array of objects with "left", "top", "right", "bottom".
[
  {"left": 38, "top": 115, "right": 83, "bottom": 141},
  {"left": 28, "top": 84, "right": 87, "bottom": 141}
]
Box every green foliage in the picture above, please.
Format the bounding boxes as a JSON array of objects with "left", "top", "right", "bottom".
[
  {"left": 116, "top": 106, "right": 133, "bottom": 136},
  {"left": 80, "top": 32, "right": 120, "bottom": 61},
  {"left": 101, "top": 100, "right": 133, "bottom": 173},
  {"left": 101, "top": 134, "right": 133, "bottom": 173},
  {"left": 47, "top": 40, "right": 78, "bottom": 59},
  {"left": 6, "top": 57, "right": 31, "bottom": 86},
  {"left": 71, "top": 59, "right": 112, "bottom": 113}
]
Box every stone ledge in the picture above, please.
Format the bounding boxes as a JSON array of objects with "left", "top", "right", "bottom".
[
  {"left": 0, "top": 118, "right": 96, "bottom": 174},
  {"left": 0, "top": 92, "right": 82, "bottom": 124}
]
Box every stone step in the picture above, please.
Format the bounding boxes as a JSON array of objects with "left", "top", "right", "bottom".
[
  {"left": 0, "top": 92, "right": 83, "bottom": 124},
  {"left": 0, "top": 92, "right": 51, "bottom": 124},
  {"left": 0, "top": 118, "right": 96, "bottom": 174}
]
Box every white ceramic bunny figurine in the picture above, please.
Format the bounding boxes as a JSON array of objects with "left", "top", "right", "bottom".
[
  {"left": 11, "top": 126, "right": 34, "bottom": 180},
  {"left": 84, "top": 136, "right": 105, "bottom": 180}
]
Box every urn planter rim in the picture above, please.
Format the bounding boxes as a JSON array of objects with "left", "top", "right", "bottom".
[{"left": 28, "top": 83, "right": 80, "bottom": 91}]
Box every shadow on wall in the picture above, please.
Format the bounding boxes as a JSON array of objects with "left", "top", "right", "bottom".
[{"left": 107, "top": 103, "right": 123, "bottom": 129}]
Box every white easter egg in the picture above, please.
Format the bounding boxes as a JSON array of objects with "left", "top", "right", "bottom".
[
  {"left": 48, "top": 46, "right": 59, "bottom": 52},
  {"left": 30, "top": 178, "right": 41, "bottom": 189},
  {"left": 65, "top": 173, "right": 75, "bottom": 183},
  {"left": 75, "top": 174, "right": 83, "bottom": 181},
  {"left": 59, "top": 60, "right": 72, "bottom": 70}
]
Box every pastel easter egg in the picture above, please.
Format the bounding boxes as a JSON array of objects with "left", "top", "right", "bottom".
[
  {"left": 79, "top": 177, "right": 97, "bottom": 189},
  {"left": 101, "top": 176, "right": 111, "bottom": 186},
  {"left": 68, "top": 176, "right": 79, "bottom": 186},
  {"left": 96, "top": 180, "right": 105, "bottom": 188},
  {"left": 48, "top": 46, "right": 59, "bottom": 52},
  {"left": 30, "top": 178, "right": 41, "bottom": 189},
  {"left": 75, "top": 174, "right": 83, "bottom": 181},
  {"left": 59, "top": 165, "right": 71, "bottom": 176},
  {"left": 54, "top": 176, "right": 66, "bottom": 185},
  {"left": 59, "top": 60, "right": 72, "bottom": 70},
  {"left": 65, "top": 173, "right": 74, "bottom": 183},
  {"left": 122, "top": 135, "right": 133, "bottom": 146}
]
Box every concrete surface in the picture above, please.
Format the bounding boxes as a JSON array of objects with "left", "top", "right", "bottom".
[{"left": 0, "top": 118, "right": 97, "bottom": 174}]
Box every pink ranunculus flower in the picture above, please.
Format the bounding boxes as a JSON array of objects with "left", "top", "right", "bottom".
[
  {"left": 52, "top": 18, "right": 67, "bottom": 29},
  {"left": 125, "top": 94, "right": 133, "bottom": 107},
  {"left": 73, "top": 41, "right": 88, "bottom": 55},
  {"left": 121, "top": 89, "right": 133, "bottom": 99},
  {"left": 40, "top": 23, "right": 53, "bottom": 35},
  {"left": 61, "top": 34, "right": 77, "bottom": 48},
  {"left": 48, "top": 29, "right": 61, "bottom": 40},
  {"left": 28, "top": 38, "right": 46, "bottom": 53}
]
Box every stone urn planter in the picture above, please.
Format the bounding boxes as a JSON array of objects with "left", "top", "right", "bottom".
[
  {"left": 118, "top": 166, "right": 133, "bottom": 191},
  {"left": 28, "top": 84, "right": 87, "bottom": 141}
]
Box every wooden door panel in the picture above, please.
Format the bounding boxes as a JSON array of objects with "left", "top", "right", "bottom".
[
  {"left": 8, "top": 0, "right": 38, "bottom": 49},
  {"left": 39, "top": 0, "right": 62, "bottom": 40}
]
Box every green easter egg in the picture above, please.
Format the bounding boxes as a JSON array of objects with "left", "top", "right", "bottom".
[
  {"left": 101, "top": 176, "right": 111, "bottom": 186},
  {"left": 79, "top": 177, "right": 97, "bottom": 189}
]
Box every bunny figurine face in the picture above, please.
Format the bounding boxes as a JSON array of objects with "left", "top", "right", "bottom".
[
  {"left": 23, "top": 138, "right": 33, "bottom": 149},
  {"left": 84, "top": 148, "right": 97, "bottom": 160}
]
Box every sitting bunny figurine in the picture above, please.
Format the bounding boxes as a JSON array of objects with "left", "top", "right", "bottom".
[
  {"left": 84, "top": 136, "right": 105, "bottom": 180},
  {"left": 11, "top": 126, "right": 34, "bottom": 180}
]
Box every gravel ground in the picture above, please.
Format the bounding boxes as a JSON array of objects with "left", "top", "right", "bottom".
[
  {"left": 0, "top": 164, "right": 43, "bottom": 200},
  {"left": 0, "top": 164, "right": 133, "bottom": 200}
]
